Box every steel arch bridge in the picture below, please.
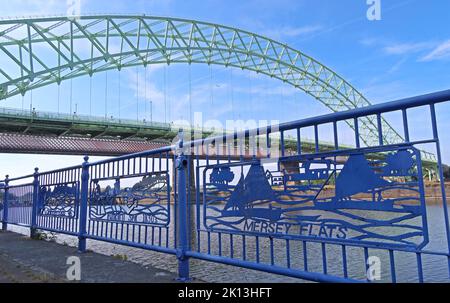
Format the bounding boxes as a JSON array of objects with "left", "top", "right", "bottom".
[{"left": 0, "top": 15, "right": 434, "bottom": 160}]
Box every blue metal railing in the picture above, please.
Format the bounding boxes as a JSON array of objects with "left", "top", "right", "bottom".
[{"left": 1, "top": 89, "right": 450, "bottom": 283}]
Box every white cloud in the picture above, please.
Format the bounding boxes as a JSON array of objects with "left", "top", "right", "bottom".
[
  {"left": 262, "top": 25, "right": 323, "bottom": 40},
  {"left": 382, "top": 42, "right": 433, "bottom": 55},
  {"left": 420, "top": 40, "right": 450, "bottom": 62},
  {"left": 359, "top": 38, "right": 378, "bottom": 47},
  {"left": 386, "top": 57, "right": 407, "bottom": 74},
  {"left": 127, "top": 65, "right": 166, "bottom": 106},
  {"left": 360, "top": 37, "right": 450, "bottom": 63}
]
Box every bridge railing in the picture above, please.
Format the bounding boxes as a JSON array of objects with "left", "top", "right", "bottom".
[
  {"left": 1, "top": 89, "right": 450, "bottom": 283},
  {"left": 0, "top": 106, "right": 171, "bottom": 129},
  {"left": 84, "top": 146, "right": 177, "bottom": 255},
  {"left": 35, "top": 165, "right": 83, "bottom": 237},
  {"left": 181, "top": 89, "right": 450, "bottom": 283}
]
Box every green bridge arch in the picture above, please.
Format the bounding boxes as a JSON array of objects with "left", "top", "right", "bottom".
[{"left": 0, "top": 14, "right": 411, "bottom": 152}]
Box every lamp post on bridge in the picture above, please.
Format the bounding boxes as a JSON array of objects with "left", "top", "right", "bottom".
[{"left": 150, "top": 100, "right": 153, "bottom": 123}]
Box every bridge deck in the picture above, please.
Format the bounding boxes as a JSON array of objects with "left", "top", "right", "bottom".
[
  {"left": 0, "top": 107, "right": 438, "bottom": 169},
  {"left": 0, "top": 107, "right": 337, "bottom": 154}
]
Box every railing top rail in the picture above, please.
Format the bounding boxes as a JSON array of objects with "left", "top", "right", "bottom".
[
  {"left": 277, "top": 89, "right": 450, "bottom": 130},
  {"left": 0, "top": 146, "right": 175, "bottom": 183},
  {"left": 2, "top": 89, "right": 449, "bottom": 183},
  {"left": 87, "top": 89, "right": 450, "bottom": 166},
  {"left": 3, "top": 174, "right": 34, "bottom": 183},
  {"left": 86, "top": 145, "right": 175, "bottom": 167},
  {"left": 1, "top": 164, "right": 84, "bottom": 183},
  {"left": 37, "top": 165, "right": 83, "bottom": 176},
  {"left": 279, "top": 89, "right": 450, "bottom": 130},
  {"left": 184, "top": 89, "right": 450, "bottom": 148}
]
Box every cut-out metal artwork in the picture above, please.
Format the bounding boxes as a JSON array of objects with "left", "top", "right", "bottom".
[
  {"left": 210, "top": 167, "right": 235, "bottom": 190},
  {"left": 202, "top": 146, "right": 428, "bottom": 249},
  {"left": 38, "top": 183, "right": 79, "bottom": 218},
  {"left": 89, "top": 172, "right": 170, "bottom": 226},
  {"left": 220, "top": 164, "right": 282, "bottom": 222}
]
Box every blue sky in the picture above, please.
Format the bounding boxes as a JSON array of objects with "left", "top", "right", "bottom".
[{"left": 1, "top": 0, "right": 450, "bottom": 177}]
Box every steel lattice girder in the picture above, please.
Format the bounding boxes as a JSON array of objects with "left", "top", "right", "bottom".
[{"left": 0, "top": 15, "right": 434, "bottom": 161}]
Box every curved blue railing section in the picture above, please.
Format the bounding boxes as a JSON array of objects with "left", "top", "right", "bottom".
[{"left": 1, "top": 89, "right": 450, "bottom": 283}]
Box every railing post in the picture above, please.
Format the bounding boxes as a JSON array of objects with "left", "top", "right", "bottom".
[
  {"left": 30, "top": 168, "right": 39, "bottom": 238},
  {"left": 2, "top": 175, "right": 9, "bottom": 231},
  {"left": 78, "top": 156, "right": 89, "bottom": 253},
  {"left": 176, "top": 132, "right": 190, "bottom": 281}
]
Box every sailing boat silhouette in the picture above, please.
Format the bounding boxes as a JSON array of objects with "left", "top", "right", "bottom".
[
  {"left": 221, "top": 164, "right": 283, "bottom": 221},
  {"left": 315, "top": 154, "right": 397, "bottom": 211}
]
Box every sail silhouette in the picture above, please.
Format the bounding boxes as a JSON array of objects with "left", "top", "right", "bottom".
[
  {"left": 315, "top": 154, "right": 395, "bottom": 211},
  {"left": 222, "top": 164, "right": 282, "bottom": 221},
  {"left": 335, "top": 154, "right": 391, "bottom": 200}
]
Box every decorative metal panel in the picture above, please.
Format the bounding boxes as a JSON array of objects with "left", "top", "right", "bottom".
[
  {"left": 202, "top": 146, "right": 428, "bottom": 249},
  {"left": 38, "top": 182, "right": 80, "bottom": 218},
  {"left": 89, "top": 172, "right": 170, "bottom": 227}
]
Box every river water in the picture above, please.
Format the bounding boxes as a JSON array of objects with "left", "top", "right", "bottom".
[{"left": 8, "top": 204, "right": 450, "bottom": 283}]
